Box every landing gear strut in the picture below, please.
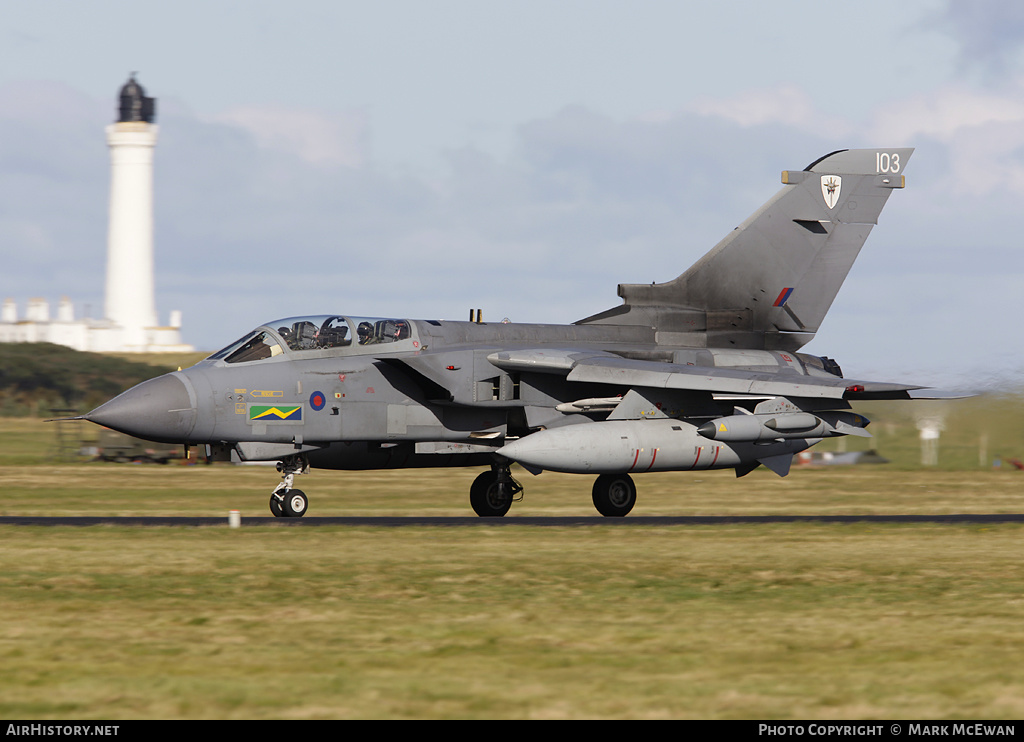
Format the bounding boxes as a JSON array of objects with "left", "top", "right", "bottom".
[
  {"left": 270, "top": 455, "right": 309, "bottom": 517},
  {"left": 470, "top": 465, "right": 523, "bottom": 517}
]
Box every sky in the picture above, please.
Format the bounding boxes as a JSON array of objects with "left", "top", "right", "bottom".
[{"left": 1, "top": 0, "right": 1022, "bottom": 389}]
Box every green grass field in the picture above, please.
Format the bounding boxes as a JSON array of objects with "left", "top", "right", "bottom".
[
  {"left": 1, "top": 402, "right": 1024, "bottom": 719},
  {"left": 4, "top": 521, "right": 1024, "bottom": 720}
]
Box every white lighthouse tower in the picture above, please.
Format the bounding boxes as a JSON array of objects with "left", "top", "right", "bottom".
[
  {"left": 103, "top": 74, "right": 159, "bottom": 349},
  {"left": 95, "top": 74, "right": 191, "bottom": 353}
]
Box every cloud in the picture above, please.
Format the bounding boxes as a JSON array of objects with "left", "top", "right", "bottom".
[
  {"left": 864, "top": 80, "right": 1024, "bottom": 205},
  {"left": 930, "top": 0, "right": 1024, "bottom": 78},
  {"left": 688, "top": 85, "right": 851, "bottom": 139},
  {"left": 211, "top": 105, "right": 368, "bottom": 168},
  {"left": 868, "top": 82, "right": 1024, "bottom": 143},
  {"left": 0, "top": 80, "right": 108, "bottom": 303}
]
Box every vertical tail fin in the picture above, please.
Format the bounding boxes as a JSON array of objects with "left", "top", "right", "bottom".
[{"left": 578, "top": 148, "right": 913, "bottom": 351}]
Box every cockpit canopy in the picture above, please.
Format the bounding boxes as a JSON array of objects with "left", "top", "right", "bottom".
[{"left": 207, "top": 315, "right": 415, "bottom": 364}]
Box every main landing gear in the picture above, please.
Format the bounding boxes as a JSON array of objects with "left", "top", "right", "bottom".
[
  {"left": 470, "top": 464, "right": 523, "bottom": 517},
  {"left": 467, "top": 467, "right": 637, "bottom": 517},
  {"left": 270, "top": 455, "right": 309, "bottom": 517},
  {"left": 591, "top": 473, "right": 636, "bottom": 517}
]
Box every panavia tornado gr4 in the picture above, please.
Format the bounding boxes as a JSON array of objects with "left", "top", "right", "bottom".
[{"left": 85, "top": 147, "right": 934, "bottom": 518}]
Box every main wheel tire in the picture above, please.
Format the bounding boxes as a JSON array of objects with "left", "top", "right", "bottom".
[
  {"left": 269, "top": 494, "right": 284, "bottom": 517},
  {"left": 592, "top": 474, "right": 636, "bottom": 517},
  {"left": 282, "top": 489, "right": 308, "bottom": 518},
  {"left": 470, "top": 470, "right": 512, "bottom": 517}
]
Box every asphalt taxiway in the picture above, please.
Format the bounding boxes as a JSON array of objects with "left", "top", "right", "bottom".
[{"left": 2, "top": 514, "right": 1024, "bottom": 527}]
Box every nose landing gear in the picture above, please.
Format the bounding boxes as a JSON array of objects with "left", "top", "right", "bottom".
[{"left": 270, "top": 455, "right": 310, "bottom": 517}]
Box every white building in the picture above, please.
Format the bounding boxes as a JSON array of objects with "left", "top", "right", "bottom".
[{"left": 0, "top": 75, "right": 193, "bottom": 353}]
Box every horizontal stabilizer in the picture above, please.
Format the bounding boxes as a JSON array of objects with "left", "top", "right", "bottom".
[{"left": 907, "top": 388, "right": 975, "bottom": 400}]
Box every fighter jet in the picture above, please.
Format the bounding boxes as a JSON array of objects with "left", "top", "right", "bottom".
[{"left": 85, "top": 147, "right": 933, "bottom": 518}]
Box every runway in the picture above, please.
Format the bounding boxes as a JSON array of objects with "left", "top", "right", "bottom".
[{"left": 3, "top": 514, "right": 1024, "bottom": 527}]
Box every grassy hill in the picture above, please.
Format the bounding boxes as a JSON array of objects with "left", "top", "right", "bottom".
[{"left": 0, "top": 342, "right": 208, "bottom": 416}]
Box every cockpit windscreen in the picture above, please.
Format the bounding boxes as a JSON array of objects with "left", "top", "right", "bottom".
[
  {"left": 207, "top": 315, "right": 415, "bottom": 364},
  {"left": 207, "top": 331, "right": 285, "bottom": 364}
]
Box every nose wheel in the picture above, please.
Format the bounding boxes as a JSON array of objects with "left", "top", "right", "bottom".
[
  {"left": 270, "top": 455, "right": 309, "bottom": 517},
  {"left": 271, "top": 489, "right": 307, "bottom": 517}
]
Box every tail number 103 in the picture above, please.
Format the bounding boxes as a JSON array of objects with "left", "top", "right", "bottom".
[{"left": 876, "top": 152, "right": 901, "bottom": 173}]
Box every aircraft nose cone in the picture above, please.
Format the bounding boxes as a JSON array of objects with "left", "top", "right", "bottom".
[{"left": 85, "top": 373, "right": 196, "bottom": 443}]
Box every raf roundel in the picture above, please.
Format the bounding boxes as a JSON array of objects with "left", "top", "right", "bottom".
[{"left": 309, "top": 391, "right": 326, "bottom": 411}]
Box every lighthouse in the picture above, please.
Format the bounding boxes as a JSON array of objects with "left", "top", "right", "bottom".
[
  {"left": 0, "top": 75, "right": 191, "bottom": 352},
  {"left": 103, "top": 74, "right": 159, "bottom": 349}
]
